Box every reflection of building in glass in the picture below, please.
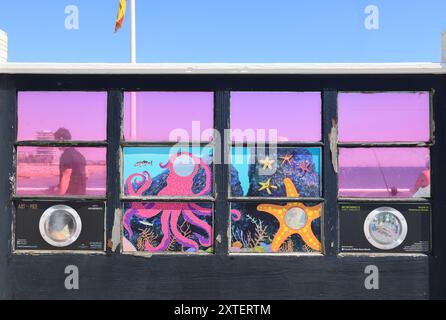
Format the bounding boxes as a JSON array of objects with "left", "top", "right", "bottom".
[
  {"left": 35, "top": 130, "right": 57, "bottom": 164},
  {"left": 17, "top": 130, "right": 57, "bottom": 164}
]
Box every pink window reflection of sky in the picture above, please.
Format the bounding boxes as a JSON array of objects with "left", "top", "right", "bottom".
[
  {"left": 16, "top": 147, "right": 106, "bottom": 196},
  {"left": 230, "top": 92, "right": 321, "bottom": 142},
  {"left": 338, "top": 92, "right": 430, "bottom": 142},
  {"left": 338, "top": 148, "right": 430, "bottom": 198},
  {"left": 123, "top": 92, "right": 214, "bottom": 141},
  {"left": 18, "top": 91, "right": 107, "bottom": 141}
]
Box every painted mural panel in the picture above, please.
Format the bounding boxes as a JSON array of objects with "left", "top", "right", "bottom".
[
  {"left": 123, "top": 202, "right": 213, "bottom": 253},
  {"left": 230, "top": 200, "right": 322, "bottom": 253},
  {"left": 123, "top": 146, "right": 214, "bottom": 197},
  {"left": 230, "top": 147, "right": 321, "bottom": 198}
]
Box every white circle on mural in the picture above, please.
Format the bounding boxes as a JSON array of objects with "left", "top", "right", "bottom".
[
  {"left": 173, "top": 154, "right": 196, "bottom": 177},
  {"left": 284, "top": 207, "right": 307, "bottom": 230}
]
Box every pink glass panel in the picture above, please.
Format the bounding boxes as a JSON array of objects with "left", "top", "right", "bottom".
[
  {"left": 123, "top": 92, "right": 214, "bottom": 142},
  {"left": 17, "top": 91, "right": 107, "bottom": 141},
  {"left": 338, "top": 92, "right": 430, "bottom": 142},
  {"left": 230, "top": 92, "right": 321, "bottom": 143},
  {"left": 16, "top": 147, "right": 106, "bottom": 196},
  {"left": 338, "top": 148, "right": 430, "bottom": 198}
]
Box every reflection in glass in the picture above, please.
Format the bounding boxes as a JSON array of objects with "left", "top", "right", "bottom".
[
  {"left": 18, "top": 91, "right": 107, "bottom": 141},
  {"left": 338, "top": 148, "right": 430, "bottom": 198},
  {"left": 122, "top": 202, "right": 213, "bottom": 253},
  {"left": 123, "top": 92, "right": 214, "bottom": 142},
  {"left": 338, "top": 92, "right": 430, "bottom": 142},
  {"left": 231, "top": 92, "right": 321, "bottom": 143},
  {"left": 39, "top": 204, "right": 82, "bottom": 247},
  {"left": 16, "top": 147, "right": 106, "bottom": 196}
]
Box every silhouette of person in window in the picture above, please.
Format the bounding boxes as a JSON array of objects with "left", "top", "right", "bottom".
[{"left": 51, "top": 128, "right": 87, "bottom": 195}]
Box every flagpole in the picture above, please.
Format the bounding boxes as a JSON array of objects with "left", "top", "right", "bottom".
[{"left": 130, "top": 0, "right": 137, "bottom": 139}]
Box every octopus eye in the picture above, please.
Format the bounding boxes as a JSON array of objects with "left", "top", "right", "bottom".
[{"left": 172, "top": 154, "right": 196, "bottom": 177}]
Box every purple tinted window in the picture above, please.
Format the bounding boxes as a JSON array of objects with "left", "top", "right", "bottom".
[
  {"left": 230, "top": 92, "right": 321, "bottom": 143},
  {"left": 18, "top": 92, "right": 107, "bottom": 141},
  {"left": 338, "top": 92, "right": 430, "bottom": 142},
  {"left": 123, "top": 92, "right": 214, "bottom": 142},
  {"left": 16, "top": 147, "right": 106, "bottom": 196},
  {"left": 338, "top": 148, "right": 430, "bottom": 198}
]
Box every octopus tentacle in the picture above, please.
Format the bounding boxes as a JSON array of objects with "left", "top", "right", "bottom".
[
  {"left": 182, "top": 209, "right": 212, "bottom": 248},
  {"left": 230, "top": 209, "right": 242, "bottom": 221},
  {"left": 188, "top": 203, "right": 213, "bottom": 216},
  {"left": 123, "top": 204, "right": 162, "bottom": 239},
  {"left": 170, "top": 209, "right": 199, "bottom": 251},
  {"left": 144, "top": 210, "right": 172, "bottom": 252},
  {"left": 126, "top": 171, "right": 152, "bottom": 196}
]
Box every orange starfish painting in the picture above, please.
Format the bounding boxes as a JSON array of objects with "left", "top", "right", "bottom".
[{"left": 257, "top": 178, "right": 322, "bottom": 252}]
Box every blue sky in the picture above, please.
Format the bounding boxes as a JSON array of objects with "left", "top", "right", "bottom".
[{"left": 0, "top": 0, "right": 445, "bottom": 63}]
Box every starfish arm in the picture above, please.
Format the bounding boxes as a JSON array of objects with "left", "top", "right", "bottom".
[
  {"left": 284, "top": 178, "right": 300, "bottom": 198},
  {"left": 298, "top": 226, "right": 321, "bottom": 252},
  {"left": 271, "top": 230, "right": 285, "bottom": 252},
  {"left": 257, "top": 204, "right": 286, "bottom": 219}
]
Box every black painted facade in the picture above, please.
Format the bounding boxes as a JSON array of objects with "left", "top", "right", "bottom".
[{"left": 0, "top": 72, "right": 445, "bottom": 300}]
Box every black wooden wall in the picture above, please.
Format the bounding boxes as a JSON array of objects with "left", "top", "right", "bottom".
[{"left": 0, "top": 73, "right": 445, "bottom": 300}]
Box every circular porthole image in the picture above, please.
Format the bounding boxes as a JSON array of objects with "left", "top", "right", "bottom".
[
  {"left": 363, "top": 207, "right": 408, "bottom": 250},
  {"left": 39, "top": 205, "right": 82, "bottom": 247}
]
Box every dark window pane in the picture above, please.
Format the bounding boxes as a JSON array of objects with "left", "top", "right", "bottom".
[
  {"left": 230, "top": 147, "right": 321, "bottom": 197},
  {"left": 16, "top": 147, "right": 106, "bottom": 196},
  {"left": 18, "top": 92, "right": 107, "bottom": 141},
  {"left": 122, "top": 202, "right": 213, "bottom": 253},
  {"left": 231, "top": 92, "right": 321, "bottom": 143},
  {"left": 230, "top": 202, "right": 322, "bottom": 253},
  {"left": 123, "top": 146, "right": 213, "bottom": 197},
  {"left": 338, "top": 148, "right": 430, "bottom": 198},
  {"left": 123, "top": 92, "right": 214, "bottom": 142},
  {"left": 338, "top": 92, "right": 430, "bottom": 142}
]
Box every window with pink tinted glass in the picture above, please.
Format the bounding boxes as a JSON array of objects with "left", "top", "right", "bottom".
[
  {"left": 17, "top": 92, "right": 107, "bottom": 141},
  {"left": 338, "top": 92, "right": 430, "bottom": 142},
  {"left": 16, "top": 147, "right": 106, "bottom": 196},
  {"left": 338, "top": 148, "right": 430, "bottom": 198},
  {"left": 123, "top": 92, "right": 214, "bottom": 142},
  {"left": 230, "top": 92, "right": 321, "bottom": 143}
]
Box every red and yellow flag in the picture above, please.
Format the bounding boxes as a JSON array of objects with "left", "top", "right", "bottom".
[{"left": 114, "top": 0, "right": 127, "bottom": 32}]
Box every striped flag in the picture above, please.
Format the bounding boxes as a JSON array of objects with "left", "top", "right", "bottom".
[{"left": 115, "top": 0, "right": 127, "bottom": 32}]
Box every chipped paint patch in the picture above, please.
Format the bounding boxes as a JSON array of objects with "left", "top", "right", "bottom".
[
  {"left": 8, "top": 174, "right": 14, "bottom": 193},
  {"left": 329, "top": 119, "right": 338, "bottom": 174},
  {"left": 216, "top": 234, "right": 222, "bottom": 244}
]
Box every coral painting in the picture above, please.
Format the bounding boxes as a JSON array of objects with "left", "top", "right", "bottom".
[
  {"left": 123, "top": 202, "right": 213, "bottom": 253},
  {"left": 230, "top": 147, "right": 321, "bottom": 198}
]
